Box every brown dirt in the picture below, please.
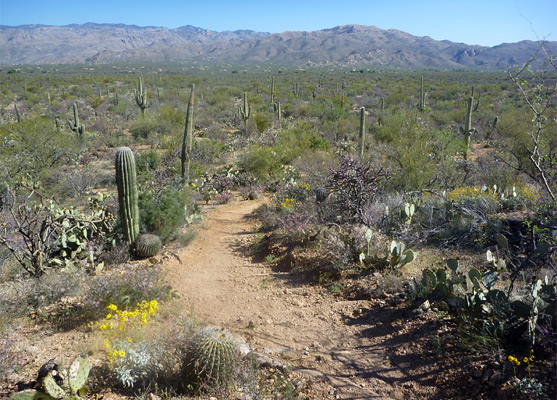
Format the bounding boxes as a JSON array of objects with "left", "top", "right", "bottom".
[
  {"left": 163, "top": 197, "right": 442, "bottom": 399},
  {"left": 6, "top": 196, "right": 544, "bottom": 399}
]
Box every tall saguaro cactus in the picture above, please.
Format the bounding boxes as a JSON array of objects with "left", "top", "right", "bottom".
[
  {"left": 462, "top": 87, "right": 474, "bottom": 160},
  {"left": 134, "top": 77, "right": 148, "bottom": 118},
  {"left": 418, "top": 75, "right": 426, "bottom": 111},
  {"left": 359, "top": 107, "right": 366, "bottom": 158},
  {"left": 115, "top": 147, "right": 139, "bottom": 243},
  {"left": 181, "top": 84, "right": 195, "bottom": 183},
  {"left": 270, "top": 76, "right": 275, "bottom": 104},
  {"left": 67, "top": 103, "right": 85, "bottom": 138},
  {"left": 237, "top": 92, "right": 251, "bottom": 133}
]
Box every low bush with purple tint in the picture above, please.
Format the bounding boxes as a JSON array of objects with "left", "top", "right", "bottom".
[{"left": 277, "top": 211, "right": 316, "bottom": 244}]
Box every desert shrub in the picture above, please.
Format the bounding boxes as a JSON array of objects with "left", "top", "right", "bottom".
[
  {"left": 252, "top": 112, "right": 270, "bottom": 134},
  {"left": 238, "top": 146, "right": 283, "bottom": 181},
  {"left": 326, "top": 154, "right": 388, "bottom": 226},
  {"left": 136, "top": 149, "right": 162, "bottom": 175},
  {"left": 191, "top": 138, "right": 229, "bottom": 165},
  {"left": 275, "top": 122, "right": 330, "bottom": 163},
  {"left": 138, "top": 185, "right": 193, "bottom": 241},
  {"left": 84, "top": 263, "right": 172, "bottom": 313},
  {"left": 129, "top": 119, "right": 158, "bottom": 140},
  {"left": 376, "top": 108, "right": 462, "bottom": 191},
  {"left": 0, "top": 117, "right": 81, "bottom": 194},
  {"left": 0, "top": 194, "right": 116, "bottom": 278}
]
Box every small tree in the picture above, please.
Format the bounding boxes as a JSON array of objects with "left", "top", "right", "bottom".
[{"left": 508, "top": 42, "right": 556, "bottom": 202}]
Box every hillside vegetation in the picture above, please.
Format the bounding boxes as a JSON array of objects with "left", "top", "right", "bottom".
[{"left": 0, "top": 52, "right": 556, "bottom": 399}]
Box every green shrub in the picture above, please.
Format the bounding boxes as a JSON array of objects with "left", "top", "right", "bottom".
[
  {"left": 239, "top": 146, "right": 283, "bottom": 181},
  {"left": 138, "top": 186, "right": 193, "bottom": 241}
]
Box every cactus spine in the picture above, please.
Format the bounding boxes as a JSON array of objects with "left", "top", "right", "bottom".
[
  {"left": 134, "top": 77, "right": 148, "bottom": 118},
  {"left": 115, "top": 147, "right": 139, "bottom": 243},
  {"left": 181, "top": 84, "right": 195, "bottom": 183},
  {"left": 359, "top": 107, "right": 366, "bottom": 158},
  {"left": 67, "top": 103, "right": 85, "bottom": 138}
]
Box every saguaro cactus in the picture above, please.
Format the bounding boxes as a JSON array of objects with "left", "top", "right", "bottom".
[
  {"left": 14, "top": 103, "right": 21, "bottom": 122},
  {"left": 134, "top": 77, "right": 148, "bottom": 117},
  {"left": 274, "top": 102, "right": 281, "bottom": 127},
  {"left": 181, "top": 84, "right": 195, "bottom": 182},
  {"left": 462, "top": 87, "right": 474, "bottom": 160},
  {"left": 67, "top": 103, "right": 85, "bottom": 138},
  {"left": 270, "top": 76, "right": 275, "bottom": 104},
  {"left": 418, "top": 75, "right": 426, "bottom": 111},
  {"left": 238, "top": 92, "right": 251, "bottom": 124},
  {"left": 359, "top": 107, "right": 366, "bottom": 158},
  {"left": 115, "top": 147, "right": 139, "bottom": 243}
]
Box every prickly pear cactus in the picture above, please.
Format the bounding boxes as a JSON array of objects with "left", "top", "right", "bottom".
[
  {"left": 182, "top": 326, "right": 238, "bottom": 387},
  {"left": 68, "top": 353, "right": 91, "bottom": 396},
  {"left": 43, "top": 374, "right": 65, "bottom": 399},
  {"left": 135, "top": 233, "right": 162, "bottom": 258},
  {"left": 9, "top": 390, "right": 51, "bottom": 400}
]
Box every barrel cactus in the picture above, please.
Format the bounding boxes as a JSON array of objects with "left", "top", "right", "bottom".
[
  {"left": 182, "top": 326, "right": 238, "bottom": 388},
  {"left": 315, "top": 187, "right": 327, "bottom": 203},
  {"left": 135, "top": 233, "right": 162, "bottom": 258},
  {"left": 115, "top": 147, "right": 139, "bottom": 243}
]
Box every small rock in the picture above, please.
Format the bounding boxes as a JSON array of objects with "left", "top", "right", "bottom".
[{"left": 419, "top": 300, "right": 431, "bottom": 312}]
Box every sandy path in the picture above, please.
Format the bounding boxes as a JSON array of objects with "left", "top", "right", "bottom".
[{"left": 164, "top": 198, "right": 414, "bottom": 399}]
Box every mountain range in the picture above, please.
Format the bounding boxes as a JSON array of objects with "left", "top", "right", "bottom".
[{"left": 1, "top": 22, "right": 554, "bottom": 69}]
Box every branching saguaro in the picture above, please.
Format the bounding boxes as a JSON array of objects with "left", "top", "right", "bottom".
[{"left": 134, "top": 77, "right": 148, "bottom": 118}]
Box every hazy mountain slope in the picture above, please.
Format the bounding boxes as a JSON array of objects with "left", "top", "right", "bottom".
[{"left": 0, "top": 23, "right": 554, "bottom": 69}]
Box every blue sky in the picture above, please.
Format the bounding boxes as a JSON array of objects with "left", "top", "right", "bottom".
[{"left": 0, "top": 0, "right": 555, "bottom": 46}]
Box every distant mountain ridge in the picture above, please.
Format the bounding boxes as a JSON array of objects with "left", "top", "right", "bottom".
[{"left": 0, "top": 22, "right": 554, "bottom": 69}]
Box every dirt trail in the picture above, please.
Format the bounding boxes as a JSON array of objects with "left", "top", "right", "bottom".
[{"left": 164, "top": 198, "right": 428, "bottom": 399}]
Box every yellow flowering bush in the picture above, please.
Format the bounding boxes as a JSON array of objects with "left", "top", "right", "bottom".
[
  {"left": 91, "top": 300, "right": 159, "bottom": 363},
  {"left": 279, "top": 197, "right": 296, "bottom": 210},
  {"left": 447, "top": 186, "right": 499, "bottom": 203}
]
